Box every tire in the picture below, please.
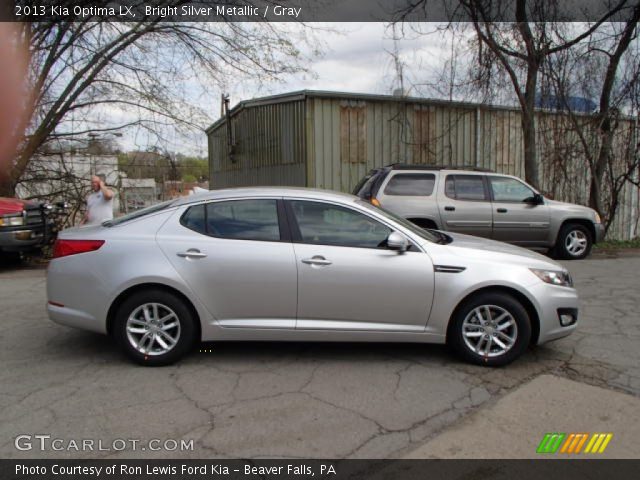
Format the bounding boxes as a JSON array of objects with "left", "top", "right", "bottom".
[
  {"left": 113, "top": 289, "right": 197, "bottom": 366},
  {"left": 0, "top": 252, "right": 22, "bottom": 266},
  {"left": 554, "top": 223, "right": 593, "bottom": 260},
  {"left": 448, "top": 291, "right": 531, "bottom": 367}
]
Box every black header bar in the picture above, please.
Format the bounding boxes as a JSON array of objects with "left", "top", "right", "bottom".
[{"left": 3, "top": 0, "right": 639, "bottom": 23}]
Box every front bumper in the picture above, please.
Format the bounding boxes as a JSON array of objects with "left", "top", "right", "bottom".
[
  {"left": 527, "top": 281, "right": 580, "bottom": 344},
  {"left": 594, "top": 223, "right": 605, "bottom": 243},
  {"left": 0, "top": 226, "right": 47, "bottom": 252}
]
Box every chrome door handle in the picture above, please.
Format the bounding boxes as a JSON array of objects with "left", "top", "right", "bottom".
[
  {"left": 301, "top": 256, "right": 332, "bottom": 266},
  {"left": 177, "top": 249, "right": 207, "bottom": 259}
]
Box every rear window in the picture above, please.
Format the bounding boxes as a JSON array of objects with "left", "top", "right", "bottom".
[
  {"left": 103, "top": 200, "right": 174, "bottom": 227},
  {"left": 384, "top": 173, "right": 435, "bottom": 196}
]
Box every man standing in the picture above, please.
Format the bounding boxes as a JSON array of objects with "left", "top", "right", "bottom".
[{"left": 82, "top": 175, "right": 114, "bottom": 225}]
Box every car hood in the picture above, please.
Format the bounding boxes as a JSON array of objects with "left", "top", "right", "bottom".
[
  {"left": 435, "top": 232, "right": 564, "bottom": 269},
  {"left": 545, "top": 198, "right": 597, "bottom": 217},
  {"left": 0, "top": 197, "right": 35, "bottom": 216}
]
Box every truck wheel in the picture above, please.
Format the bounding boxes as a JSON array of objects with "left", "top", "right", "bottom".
[
  {"left": 555, "top": 223, "right": 592, "bottom": 260},
  {"left": 0, "top": 252, "right": 22, "bottom": 266},
  {"left": 113, "top": 289, "right": 197, "bottom": 366}
]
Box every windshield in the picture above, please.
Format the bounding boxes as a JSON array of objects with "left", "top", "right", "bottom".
[
  {"left": 103, "top": 200, "right": 175, "bottom": 227},
  {"left": 355, "top": 200, "right": 443, "bottom": 244}
]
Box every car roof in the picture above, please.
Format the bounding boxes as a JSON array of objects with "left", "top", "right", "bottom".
[{"left": 171, "top": 187, "right": 359, "bottom": 207}]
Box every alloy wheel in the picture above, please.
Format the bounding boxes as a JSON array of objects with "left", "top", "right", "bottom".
[
  {"left": 461, "top": 305, "right": 518, "bottom": 358},
  {"left": 565, "top": 229, "right": 588, "bottom": 257},
  {"left": 125, "top": 303, "right": 181, "bottom": 356}
]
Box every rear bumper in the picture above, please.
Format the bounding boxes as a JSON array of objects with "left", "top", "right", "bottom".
[
  {"left": 47, "top": 302, "right": 106, "bottom": 334},
  {"left": 594, "top": 223, "right": 605, "bottom": 243}
]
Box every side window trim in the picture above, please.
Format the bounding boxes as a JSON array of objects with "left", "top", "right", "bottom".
[
  {"left": 283, "top": 200, "right": 302, "bottom": 243},
  {"left": 276, "top": 199, "right": 293, "bottom": 242},
  {"left": 179, "top": 198, "right": 289, "bottom": 243}
]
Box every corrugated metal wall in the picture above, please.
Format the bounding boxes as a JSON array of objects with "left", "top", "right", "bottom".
[
  {"left": 209, "top": 99, "right": 306, "bottom": 188},
  {"left": 306, "top": 96, "right": 638, "bottom": 241},
  {"left": 208, "top": 93, "right": 638, "bottom": 240}
]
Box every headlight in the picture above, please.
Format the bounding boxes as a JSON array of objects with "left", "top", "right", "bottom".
[
  {"left": 530, "top": 268, "right": 573, "bottom": 287},
  {"left": 0, "top": 215, "right": 25, "bottom": 227},
  {"left": 594, "top": 212, "right": 602, "bottom": 224}
]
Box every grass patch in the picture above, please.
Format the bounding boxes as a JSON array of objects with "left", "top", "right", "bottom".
[{"left": 594, "top": 237, "right": 640, "bottom": 249}]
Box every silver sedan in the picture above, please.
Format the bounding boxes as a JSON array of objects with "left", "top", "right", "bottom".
[{"left": 47, "top": 188, "right": 579, "bottom": 367}]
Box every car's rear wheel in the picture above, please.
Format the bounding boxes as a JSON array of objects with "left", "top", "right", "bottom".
[
  {"left": 114, "top": 289, "right": 197, "bottom": 366},
  {"left": 555, "top": 223, "right": 592, "bottom": 260},
  {"left": 448, "top": 292, "right": 531, "bottom": 367}
]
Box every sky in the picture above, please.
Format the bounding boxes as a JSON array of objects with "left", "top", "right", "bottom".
[{"left": 121, "top": 23, "right": 457, "bottom": 157}]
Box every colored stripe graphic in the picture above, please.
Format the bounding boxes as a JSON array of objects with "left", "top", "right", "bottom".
[
  {"left": 537, "top": 433, "right": 566, "bottom": 453},
  {"left": 537, "top": 433, "right": 612, "bottom": 454},
  {"left": 584, "top": 433, "right": 613, "bottom": 454},
  {"left": 560, "top": 433, "right": 588, "bottom": 454}
]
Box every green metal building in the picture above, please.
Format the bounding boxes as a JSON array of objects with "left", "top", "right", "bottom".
[{"left": 206, "top": 90, "right": 638, "bottom": 240}]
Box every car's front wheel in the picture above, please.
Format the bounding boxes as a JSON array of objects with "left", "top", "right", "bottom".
[
  {"left": 448, "top": 292, "right": 531, "bottom": 367},
  {"left": 114, "top": 289, "right": 197, "bottom": 366}
]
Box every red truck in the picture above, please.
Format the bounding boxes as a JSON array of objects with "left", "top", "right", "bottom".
[{"left": 0, "top": 197, "right": 58, "bottom": 259}]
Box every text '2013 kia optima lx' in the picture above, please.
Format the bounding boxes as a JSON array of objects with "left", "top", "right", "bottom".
[{"left": 47, "top": 188, "right": 578, "bottom": 367}]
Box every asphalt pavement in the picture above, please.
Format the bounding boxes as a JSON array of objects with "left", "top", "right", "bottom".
[{"left": 0, "top": 253, "right": 638, "bottom": 459}]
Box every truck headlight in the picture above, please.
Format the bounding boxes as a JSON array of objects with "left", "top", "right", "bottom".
[
  {"left": 530, "top": 268, "right": 573, "bottom": 287},
  {"left": 0, "top": 215, "right": 25, "bottom": 227},
  {"left": 594, "top": 212, "right": 601, "bottom": 224}
]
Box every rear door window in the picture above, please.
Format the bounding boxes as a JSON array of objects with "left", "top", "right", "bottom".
[
  {"left": 181, "top": 199, "right": 281, "bottom": 242},
  {"left": 384, "top": 173, "right": 436, "bottom": 196},
  {"left": 445, "top": 175, "right": 488, "bottom": 201}
]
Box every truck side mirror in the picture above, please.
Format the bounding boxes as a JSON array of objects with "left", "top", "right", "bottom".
[{"left": 525, "top": 193, "right": 543, "bottom": 205}]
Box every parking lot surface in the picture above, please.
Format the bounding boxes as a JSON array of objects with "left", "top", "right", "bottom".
[{"left": 0, "top": 254, "right": 639, "bottom": 458}]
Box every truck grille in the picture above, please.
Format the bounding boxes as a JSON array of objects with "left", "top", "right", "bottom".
[{"left": 24, "top": 207, "right": 44, "bottom": 226}]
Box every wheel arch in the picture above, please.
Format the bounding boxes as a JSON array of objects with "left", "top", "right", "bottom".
[
  {"left": 446, "top": 285, "right": 540, "bottom": 346},
  {"left": 557, "top": 218, "right": 596, "bottom": 243},
  {"left": 106, "top": 283, "right": 202, "bottom": 340}
]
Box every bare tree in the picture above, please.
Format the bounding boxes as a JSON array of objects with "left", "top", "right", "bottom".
[
  {"left": 392, "top": 1, "right": 630, "bottom": 189},
  {"left": 542, "top": 11, "right": 640, "bottom": 234},
  {"left": 1, "top": 0, "right": 316, "bottom": 196},
  {"left": 457, "top": 0, "right": 626, "bottom": 189}
]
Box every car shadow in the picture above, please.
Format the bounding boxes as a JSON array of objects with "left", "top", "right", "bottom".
[
  {"left": 194, "top": 340, "right": 453, "bottom": 365},
  {"left": 41, "top": 329, "right": 455, "bottom": 367}
]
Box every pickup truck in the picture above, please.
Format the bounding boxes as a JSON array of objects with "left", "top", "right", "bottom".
[
  {"left": 354, "top": 164, "right": 604, "bottom": 259},
  {"left": 0, "top": 197, "right": 55, "bottom": 258}
]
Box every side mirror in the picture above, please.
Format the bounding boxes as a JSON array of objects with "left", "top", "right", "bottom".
[
  {"left": 525, "top": 193, "right": 544, "bottom": 205},
  {"left": 386, "top": 231, "right": 409, "bottom": 252}
]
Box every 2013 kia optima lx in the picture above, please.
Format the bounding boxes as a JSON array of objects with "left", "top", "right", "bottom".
[{"left": 47, "top": 188, "right": 578, "bottom": 367}]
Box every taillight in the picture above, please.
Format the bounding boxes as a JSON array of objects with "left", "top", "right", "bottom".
[{"left": 52, "top": 239, "right": 105, "bottom": 259}]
